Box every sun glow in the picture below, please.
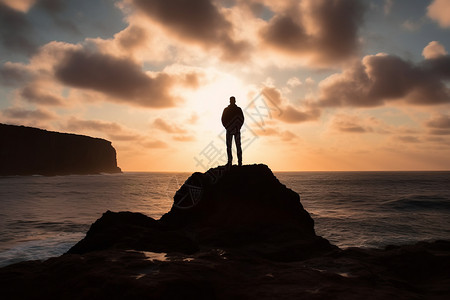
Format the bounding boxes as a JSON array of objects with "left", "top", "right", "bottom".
[{"left": 186, "top": 70, "right": 249, "bottom": 133}]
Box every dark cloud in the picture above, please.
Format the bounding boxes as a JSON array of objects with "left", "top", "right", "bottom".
[
  {"left": 277, "top": 105, "right": 320, "bottom": 123},
  {"left": 64, "top": 117, "right": 123, "bottom": 133},
  {"left": 54, "top": 49, "right": 184, "bottom": 108},
  {"left": 317, "top": 53, "right": 450, "bottom": 107},
  {"left": 117, "top": 25, "right": 148, "bottom": 51},
  {"left": 260, "top": 0, "right": 364, "bottom": 64},
  {"left": 426, "top": 115, "right": 450, "bottom": 135},
  {"left": 422, "top": 55, "right": 450, "bottom": 78},
  {"left": 1, "top": 107, "right": 55, "bottom": 120},
  {"left": 260, "top": 86, "right": 321, "bottom": 123},
  {"left": 36, "top": 0, "right": 79, "bottom": 34},
  {"left": 0, "top": 62, "right": 31, "bottom": 86},
  {"left": 131, "top": 0, "right": 250, "bottom": 61},
  {"left": 395, "top": 136, "right": 420, "bottom": 143},
  {"left": 333, "top": 120, "right": 368, "bottom": 133},
  {"left": 37, "top": 0, "right": 64, "bottom": 13},
  {"left": 153, "top": 118, "right": 187, "bottom": 134},
  {"left": 253, "top": 126, "right": 298, "bottom": 141},
  {"left": 261, "top": 14, "right": 308, "bottom": 50},
  {"left": 0, "top": 3, "right": 36, "bottom": 54},
  {"left": 20, "top": 85, "right": 64, "bottom": 106},
  {"left": 261, "top": 86, "right": 283, "bottom": 105}
]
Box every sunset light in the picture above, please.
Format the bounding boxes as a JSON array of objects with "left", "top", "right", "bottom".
[{"left": 1, "top": 0, "right": 449, "bottom": 172}]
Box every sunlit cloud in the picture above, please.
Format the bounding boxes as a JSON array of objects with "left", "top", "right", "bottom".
[
  {"left": 152, "top": 117, "right": 187, "bottom": 134},
  {"left": 422, "top": 41, "right": 448, "bottom": 59},
  {"left": 427, "top": 0, "right": 450, "bottom": 28},
  {"left": 1, "top": 0, "right": 450, "bottom": 171},
  {"left": 0, "top": 0, "right": 36, "bottom": 13},
  {"left": 316, "top": 50, "right": 450, "bottom": 107}
]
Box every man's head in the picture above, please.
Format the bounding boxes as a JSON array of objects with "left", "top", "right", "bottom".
[{"left": 230, "top": 96, "right": 236, "bottom": 105}]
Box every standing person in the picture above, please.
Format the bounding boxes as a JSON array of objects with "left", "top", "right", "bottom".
[{"left": 221, "top": 96, "right": 244, "bottom": 166}]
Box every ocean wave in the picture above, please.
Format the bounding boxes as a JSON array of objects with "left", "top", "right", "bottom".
[
  {"left": 381, "top": 195, "right": 450, "bottom": 210},
  {"left": 0, "top": 232, "right": 83, "bottom": 268}
]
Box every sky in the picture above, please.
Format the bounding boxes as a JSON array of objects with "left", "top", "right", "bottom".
[{"left": 1, "top": 0, "right": 450, "bottom": 172}]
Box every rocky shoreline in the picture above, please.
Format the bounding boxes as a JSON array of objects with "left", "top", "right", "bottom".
[{"left": 1, "top": 164, "right": 449, "bottom": 299}]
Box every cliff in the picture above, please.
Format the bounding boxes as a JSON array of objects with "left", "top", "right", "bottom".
[
  {"left": 0, "top": 123, "right": 121, "bottom": 176},
  {"left": 1, "top": 165, "right": 449, "bottom": 299}
]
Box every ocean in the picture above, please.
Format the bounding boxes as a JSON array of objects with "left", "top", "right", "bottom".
[{"left": 1, "top": 171, "right": 449, "bottom": 267}]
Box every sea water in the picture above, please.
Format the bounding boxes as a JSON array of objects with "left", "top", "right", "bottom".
[{"left": 1, "top": 171, "right": 449, "bottom": 267}]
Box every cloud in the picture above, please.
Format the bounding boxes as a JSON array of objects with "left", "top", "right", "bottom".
[
  {"left": 141, "top": 140, "right": 168, "bottom": 148},
  {"left": 173, "top": 134, "right": 195, "bottom": 142},
  {"left": 64, "top": 117, "right": 168, "bottom": 148},
  {"left": 116, "top": 24, "right": 149, "bottom": 52},
  {"left": 0, "top": 2, "right": 36, "bottom": 54},
  {"left": 422, "top": 41, "right": 448, "bottom": 59},
  {"left": 426, "top": 114, "right": 450, "bottom": 135},
  {"left": 64, "top": 117, "right": 123, "bottom": 133},
  {"left": 186, "top": 112, "right": 199, "bottom": 125},
  {"left": 253, "top": 126, "right": 298, "bottom": 142},
  {"left": 37, "top": 0, "right": 63, "bottom": 13},
  {"left": 317, "top": 52, "right": 450, "bottom": 107},
  {"left": 130, "top": 0, "right": 250, "bottom": 61},
  {"left": 0, "top": 62, "right": 32, "bottom": 86},
  {"left": 401, "top": 19, "right": 424, "bottom": 32},
  {"left": 330, "top": 115, "right": 370, "bottom": 133},
  {"left": 54, "top": 48, "right": 197, "bottom": 108},
  {"left": 260, "top": 86, "right": 320, "bottom": 123},
  {"left": 20, "top": 84, "right": 65, "bottom": 105},
  {"left": 395, "top": 135, "right": 420, "bottom": 143},
  {"left": 278, "top": 105, "right": 320, "bottom": 123},
  {"left": 287, "top": 77, "right": 302, "bottom": 87},
  {"left": 152, "top": 117, "right": 187, "bottom": 134},
  {"left": 0, "top": 0, "right": 36, "bottom": 13},
  {"left": 259, "top": 0, "right": 364, "bottom": 64},
  {"left": 427, "top": 0, "right": 450, "bottom": 28},
  {"left": 383, "top": 0, "right": 393, "bottom": 15},
  {"left": 1, "top": 107, "right": 55, "bottom": 120}
]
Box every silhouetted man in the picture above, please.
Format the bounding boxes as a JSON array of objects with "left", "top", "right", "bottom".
[{"left": 221, "top": 96, "right": 244, "bottom": 166}]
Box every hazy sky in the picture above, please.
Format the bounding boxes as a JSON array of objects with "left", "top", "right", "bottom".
[{"left": 1, "top": 0, "right": 450, "bottom": 171}]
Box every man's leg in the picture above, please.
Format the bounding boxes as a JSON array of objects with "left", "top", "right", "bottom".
[
  {"left": 226, "top": 131, "right": 233, "bottom": 165},
  {"left": 235, "top": 131, "right": 242, "bottom": 166}
]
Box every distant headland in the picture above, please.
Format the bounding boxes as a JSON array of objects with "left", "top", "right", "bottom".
[{"left": 0, "top": 123, "right": 121, "bottom": 176}]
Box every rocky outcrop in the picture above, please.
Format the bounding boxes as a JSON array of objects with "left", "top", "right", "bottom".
[
  {"left": 1, "top": 164, "right": 450, "bottom": 299},
  {"left": 69, "top": 164, "right": 333, "bottom": 260},
  {"left": 0, "top": 123, "right": 121, "bottom": 175}
]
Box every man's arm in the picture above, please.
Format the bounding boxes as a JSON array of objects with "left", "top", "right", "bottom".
[
  {"left": 238, "top": 107, "right": 244, "bottom": 128},
  {"left": 221, "top": 108, "right": 227, "bottom": 128}
]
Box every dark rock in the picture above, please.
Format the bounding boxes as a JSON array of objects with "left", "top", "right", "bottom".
[
  {"left": 69, "top": 164, "right": 334, "bottom": 259},
  {"left": 68, "top": 211, "right": 198, "bottom": 255},
  {"left": 0, "top": 123, "right": 121, "bottom": 176},
  {"left": 2, "top": 164, "right": 450, "bottom": 299}
]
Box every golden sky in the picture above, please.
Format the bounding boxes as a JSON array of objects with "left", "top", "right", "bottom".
[{"left": 1, "top": 0, "right": 450, "bottom": 171}]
